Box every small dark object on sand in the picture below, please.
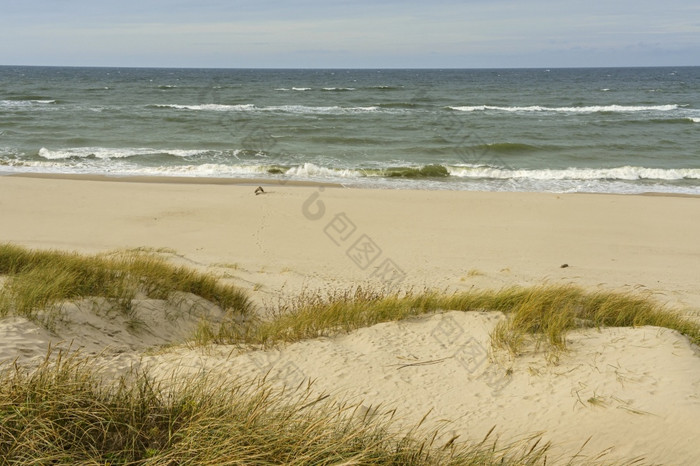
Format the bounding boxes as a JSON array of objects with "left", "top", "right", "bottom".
[
  {"left": 560, "top": 263, "right": 569, "bottom": 268},
  {"left": 254, "top": 186, "right": 265, "bottom": 195}
]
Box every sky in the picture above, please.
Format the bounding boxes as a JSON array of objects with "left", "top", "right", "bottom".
[{"left": 1, "top": 0, "right": 699, "bottom": 68}]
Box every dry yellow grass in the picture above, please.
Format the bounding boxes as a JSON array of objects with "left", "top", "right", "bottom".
[
  {"left": 201, "top": 285, "right": 699, "bottom": 356},
  {"left": 0, "top": 243, "right": 252, "bottom": 330},
  {"left": 0, "top": 349, "right": 551, "bottom": 465}
]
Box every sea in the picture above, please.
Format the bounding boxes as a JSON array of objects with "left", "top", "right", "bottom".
[{"left": 1, "top": 66, "right": 699, "bottom": 194}]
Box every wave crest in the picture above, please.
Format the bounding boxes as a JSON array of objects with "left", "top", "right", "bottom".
[
  {"left": 1, "top": 99, "right": 57, "bottom": 108},
  {"left": 150, "top": 103, "right": 381, "bottom": 114},
  {"left": 449, "top": 104, "right": 680, "bottom": 114},
  {"left": 448, "top": 165, "right": 700, "bottom": 181},
  {"left": 37, "top": 147, "right": 209, "bottom": 160}
]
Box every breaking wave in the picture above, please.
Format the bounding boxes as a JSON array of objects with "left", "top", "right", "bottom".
[
  {"left": 150, "top": 103, "right": 382, "bottom": 114},
  {"left": 448, "top": 165, "right": 700, "bottom": 181},
  {"left": 37, "top": 147, "right": 210, "bottom": 160},
  {"left": 448, "top": 104, "right": 681, "bottom": 114}
]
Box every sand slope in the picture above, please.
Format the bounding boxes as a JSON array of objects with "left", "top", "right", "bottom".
[
  {"left": 0, "top": 293, "right": 226, "bottom": 365},
  {"left": 111, "top": 311, "right": 699, "bottom": 465},
  {"left": 2, "top": 307, "right": 699, "bottom": 463}
]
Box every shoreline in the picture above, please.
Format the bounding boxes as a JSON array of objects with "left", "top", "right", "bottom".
[
  {"left": 6, "top": 171, "right": 344, "bottom": 188},
  {"left": 6, "top": 171, "right": 700, "bottom": 198}
]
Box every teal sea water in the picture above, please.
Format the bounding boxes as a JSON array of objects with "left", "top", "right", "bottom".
[{"left": 1, "top": 66, "right": 699, "bottom": 194}]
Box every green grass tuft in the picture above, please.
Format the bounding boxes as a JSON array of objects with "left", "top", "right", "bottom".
[
  {"left": 0, "top": 243, "right": 253, "bottom": 326},
  {"left": 4, "top": 243, "right": 696, "bottom": 358},
  {"left": 207, "top": 285, "right": 700, "bottom": 355},
  {"left": 488, "top": 285, "right": 700, "bottom": 355},
  {"left": 0, "top": 349, "right": 551, "bottom": 464}
]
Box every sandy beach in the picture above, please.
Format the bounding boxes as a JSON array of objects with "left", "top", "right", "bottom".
[{"left": 2, "top": 174, "right": 700, "bottom": 464}]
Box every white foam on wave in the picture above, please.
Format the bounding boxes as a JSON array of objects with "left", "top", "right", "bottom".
[
  {"left": 126, "top": 162, "right": 363, "bottom": 179},
  {"left": 1, "top": 99, "right": 56, "bottom": 107},
  {"left": 448, "top": 165, "right": 700, "bottom": 181},
  {"left": 1, "top": 159, "right": 259, "bottom": 177},
  {"left": 264, "top": 105, "right": 379, "bottom": 114},
  {"left": 271, "top": 87, "right": 312, "bottom": 91},
  {"left": 66, "top": 162, "right": 361, "bottom": 179},
  {"left": 690, "top": 117, "right": 700, "bottom": 123},
  {"left": 4, "top": 159, "right": 700, "bottom": 195},
  {"left": 145, "top": 164, "right": 269, "bottom": 177},
  {"left": 37, "top": 147, "right": 209, "bottom": 160},
  {"left": 449, "top": 104, "right": 679, "bottom": 113},
  {"left": 153, "top": 103, "right": 255, "bottom": 112},
  {"left": 151, "top": 103, "right": 380, "bottom": 114},
  {"left": 283, "top": 162, "right": 361, "bottom": 178}
]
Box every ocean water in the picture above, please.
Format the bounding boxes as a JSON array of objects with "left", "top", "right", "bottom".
[{"left": 1, "top": 66, "right": 699, "bottom": 194}]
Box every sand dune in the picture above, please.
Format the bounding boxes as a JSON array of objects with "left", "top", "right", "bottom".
[
  {"left": 1, "top": 174, "right": 700, "bottom": 464},
  {"left": 125, "top": 311, "right": 700, "bottom": 464}
]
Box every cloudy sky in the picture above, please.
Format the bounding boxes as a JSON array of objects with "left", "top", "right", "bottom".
[{"left": 2, "top": 0, "right": 699, "bottom": 68}]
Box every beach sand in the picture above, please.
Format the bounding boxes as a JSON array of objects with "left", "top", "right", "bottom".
[{"left": 1, "top": 174, "right": 700, "bottom": 463}]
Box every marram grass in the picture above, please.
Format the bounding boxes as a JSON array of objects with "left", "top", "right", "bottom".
[
  {"left": 0, "top": 349, "right": 551, "bottom": 465},
  {"left": 203, "top": 285, "right": 699, "bottom": 355},
  {"left": 488, "top": 285, "right": 700, "bottom": 355},
  {"left": 2, "top": 243, "right": 697, "bottom": 356},
  {"left": 0, "top": 243, "right": 253, "bottom": 328}
]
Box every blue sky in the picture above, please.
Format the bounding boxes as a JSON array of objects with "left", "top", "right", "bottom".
[{"left": 2, "top": 0, "right": 699, "bottom": 68}]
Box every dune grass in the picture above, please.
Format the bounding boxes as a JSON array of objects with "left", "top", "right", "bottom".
[
  {"left": 488, "top": 286, "right": 700, "bottom": 355},
  {"left": 2, "top": 243, "right": 696, "bottom": 356},
  {"left": 0, "top": 243, "right": 253, "bottom": 329},
  {"left": 199, "top": 285, "right": 699, "bottom": 356},
  {"left": 2, "top": 245, "right": 698, "bottom": 463},
  {"left": 0, "top": 349, "right": 551, "bottom": 465}
]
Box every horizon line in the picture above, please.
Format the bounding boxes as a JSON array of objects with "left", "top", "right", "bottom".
[{"left": 2, "top": 64, "right": 699, "bottom": 71}]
